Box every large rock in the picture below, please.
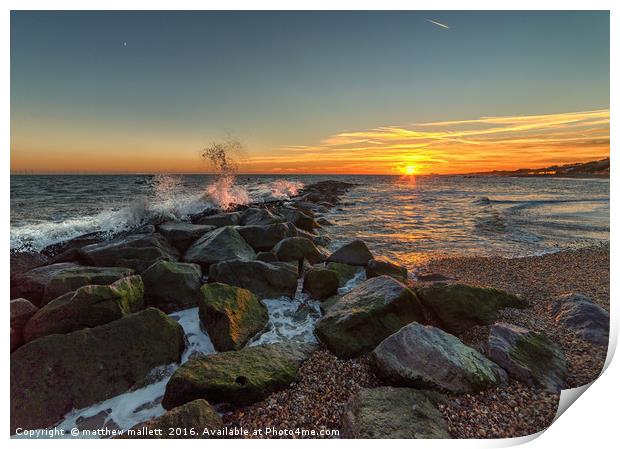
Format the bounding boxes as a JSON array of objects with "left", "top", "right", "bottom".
[
  {"left": 184, "top": 226, "right": 255, "bottom": 267},
  {"left": 23, "top": 275, "right": 144, "bottom": 342},
  {"left": 415, "top": 283, "right": 527, "bottom": 334},
  {"left": 327, "top": 240, "right": 373, "bottom": 266},
  {"left": 193, "top": 212, "right": 242, "bottom": 227},
  {"left": 162, "top": 343, "right": 316, "bottom": 409},
  {"left": 488, "top": 323, "right": 567, "bottom": 392},
  {"left": 366, "top": 259, "right": 407, "bottom": 283},
  {"left": 208, "top": 260, "right": 298, "bottom": 299},
  {"left": 11, "top": 308, "right": 185, "bottom": 432},
  {"left": 372, "top": 323, "right": 507, "bottom": 393},
  {"left": 550, "top": 293, "right": 609, "bottom": 346},
  {"left": 326, "top": 262, "right": 363, "bottom": 287},
  {"left": 240, "top": 207, "right": 285, "bottom": 226},
  {"left": 10, "top": 298, "right": 39, "bottom": 351},
  {"left": 273, "top": 236, "right": 326, "bottom": 265},
  {"left": 11, "top": 262, "right": 78, "bottom": 306},
  {"left": 79, "top": 234, "right": 178, "bottom": 273},
  {"left": 10, "top": 251, "right": 50, "bottom": 280},
  {"left": 142, "top": 260, "right": 202, "bottom": 312},
  {"left": 315, "top": 276, "right": 425, "bottom": 358},
  {"left": 280, "top": 207, "right": 318, "bottom": 232},
  {"left": 198, "top": 283, "right": 268, "bottom": 351},
  {"left": 341, "top": 387, "right": 449, "bottom": 439},
  {"left": 124, "top": 400, "right": 222, "bottom": 439},
  {"left": 158, "top": 222, "right": 216, "bottom": 252},
  {"left": 236, "top": 222, "right": 297, "bottom": 251},
  {"left": 303, "top": 267, "right": 339, "bottom": 300}
]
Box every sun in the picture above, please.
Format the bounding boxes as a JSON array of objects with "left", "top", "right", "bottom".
[{"left": 404, "top": 165, "right": 416, "bottom": 175}]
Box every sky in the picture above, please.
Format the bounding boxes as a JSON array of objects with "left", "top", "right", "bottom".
[{"left": 10, "top": 11, "right": 610, "bottom": 175}]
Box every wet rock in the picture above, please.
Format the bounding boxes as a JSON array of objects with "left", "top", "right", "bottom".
[
  {"left": 280, "top": 207, "right": 318, "bottom": 233},
  {"left": 315, "top": 276, "right": 425, "bottom": 358},
  {"left": 11, "top": 308, "right": 185, "bottom": 432},
  {"left": 341, "top": 387, "right": 449, "bottom": 438},
  {"left": 415, "top": 272, "right": 454, "bottom": 283},
  {"left": 371, "top": 323, "right": 507, "bottom": 393},
  {"left": 193, "top": 211, "right": 242, "bottom": 227},
  {"left": 123, "top": 399, "right": 223, "bottom": 439},
  {"left": 184, "top": 227, "right": 256, "bottom": 267},
  {"left": 41, "top": 232, "right": 105, "bottom": 258},
  {"left": 550, "top": 293, "right": 609, "bottom": 346},
  {"left": 415, "top": 283, "right": 527, "bottom": 334},
  {"left": 198, "top": 283, "right": 268, "bottom": 351},
  {"left": 327, "top": 240, "right": 373, "bottom": 266},
  {"left": 158, "top": 222, "right": 216, "bottom": 252},
  {"left": 162, "top": 343, "right": 316, "bottom": 410},
  {"left": 79, "top": 233, "right": 179, "bottom": 273},
  {"left": 23, "top": 275, "right": 144, "bottom": 342},
  {"left": 488, "top": 323, "right": 567, "bottom": 392},
  {"left": 326, "top": 262, "right": 363, "bottom": 287},
  {"left": 273, "top": 236, "right": 326, "bottom": 265},
  {"left": 208, "top": 260, "right": 298, "bottom": 298},
  {"left": 366, "top": 259, "right": 407, "bottom": 283},
  {"left": 10, "top": 299, "right": 39, "bottom": 351},
  {"left": 316, "top": 217, "right": 334, "bottom": 226},
  {"left": 236, "top": 222, "right": 297, "bottom": 251},
  {"left": 10, "top": 251, "right": 50, "bottom": 279},
  {"left": 302, "top": 267, "right": 339, "bottom": 300},
  {"left": 240, "top": 207, "right": 286, "bottom": 226},
  {"left": 256, "top": 251, "right": 278, "bottom": 263},
  {"left": 142, "top": 260, "right": 202, "bottom": 312}
]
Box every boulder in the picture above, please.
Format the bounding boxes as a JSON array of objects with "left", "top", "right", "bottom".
[
  {"left": 23, "top": 275, "right": 144, "bottom": 342},
  {"left": 415, "top": 283, "right": 527, "bottom": 334},
  {"left": 198, "top": 283, "right": 268, "bottom": 351},
  {"left": 550, "top": 293, "right": 609, "bottom": 346},
  {"left": 209, "top": 260, "right": 298, "bottom": 299},
  {"left": 142, "top": 260, "right": 202, "bottom": 312},
  {"left": 326, "top": 262, "right": 363, "bottom": 287},
  {"left": 371, "top": 323, "right": 507, "bottom": 393},
  {"left": 341, "top": 387, "right": 449, "bottom": 439},
  {"left": 10, "top": 298, "right": 39, "bottom": 351},
  {"left": 316, "top": 217, "right": 334, "bottom": 226},
  {"left": 240, "top": 207, "right": 285, "bottom": 226},
  {"left": 193, "top": 212, "right": 242, "bottom": 228},
  {"left": 158, "top": 222, "right": 216, "bottom": 252},
  {"left": 280, "top": 207, "right": 318, "bottom": 232},
  {"left": 302, "top": 267, "right": 339, "bottom": 300},
  {"left": 79, "top": 234, "right": 178, "bottom": 272},
  {"left": 11, "top": 262, "right": 79, "bottom": 305},
  {"left": 124, "top": 400, "right": 222, "bottom": 439},
  {"left": 327, "top": 240, "right": 373, "bottom": 266},
  {"left": 315, "top": 276, "right": 425, "bottom": 358},
  {"left": 10, "top": 251, "right": 50, "bottom": 280},
  {"left": 162, "top": 343, "right": 316, "bottom": 409},
  {"left": 256, "top": 251, "right": 278, "bottom": 263},
  {"left": 366, "top": 259, "right": 407, "bottom": 283},
  {"left": 488, "top": 323, "right": 567, "bottom": 392},
  {"left": 11, "top": 308, "right": 185, "bottom": 432},
  {"left": 236, "top": 222, "right": 297, "bottom": 251},
  {"left": 273, "top": 237, "right": 326, "bottom": 265},
  {"left": 184, "top": 227, "right": 255, "bottom": 267}
]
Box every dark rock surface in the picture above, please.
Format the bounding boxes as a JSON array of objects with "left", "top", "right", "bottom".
[
  {"left": 550, "top": 293, "right": 609, "bottom": 346},
  {"left": 142, "top": 260, "right": 202, "bottom": 312},
  {"left": 184, "top": 226, "right": 255, "bottom": 267},
  {"left": 158, "top": 222, "right": 216, "bottom": 252},
  {"left": 327, "top": 240, "right": 373, "bottom": 266},
  {"left": 302, "top": 267, "right": 339, "bottom": 300},
  {"left": 208, "top": 260, "right": 298, "bottom": 298}
]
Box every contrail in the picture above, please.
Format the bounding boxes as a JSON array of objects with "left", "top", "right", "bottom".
[{"left": 426, "top": 18, "right": 449, "bottom": 29}]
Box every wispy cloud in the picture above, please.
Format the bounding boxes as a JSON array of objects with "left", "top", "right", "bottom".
[
  {"left": 240, "top": 109, "right": 610, "bottom": 174},
  {"left": 425, "top": 18, "right": 449, "bottom": 29}
]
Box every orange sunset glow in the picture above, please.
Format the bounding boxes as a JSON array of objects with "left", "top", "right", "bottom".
[{"left": 11, "top": 109, "right": 608, "bottom": 175}]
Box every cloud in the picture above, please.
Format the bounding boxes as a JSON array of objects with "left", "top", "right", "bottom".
[{"left": 240, "top": 109, "right": 609, "bottom": 174}]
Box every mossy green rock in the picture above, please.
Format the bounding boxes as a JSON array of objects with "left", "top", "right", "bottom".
[
  {"left": 315, "top": 276, "right": 425, "bottom": 358},
  {"left": 142, "top": 260, "right": 202, "bottom": 312},
  {"left": 198, "top": 283, "right": 268, "bottom": 351},
  {"left": 162, "top": 342, "right": 316, "bottom": 409},
  {"left": 326, "top": 262, "right": 363, "bottom": 287},
  {"left": 372, "top": 323, "right": 507, "bottom": 393},
  {"left": 124, "top": 399, "right": 222, "bottom": 439},
  {"left": 366, "top": 259, "right": 407, "bottom": 283},
  {"left": 488, "top": 323, "right": 567, "bottom": 392},
  {"left": 11, "top": 308, "right": 185, "bottom": 433},
  {"left": 208, "top": 260, "right": 298, "bottom": 298},
  {"left": 24, "top": 275, "right": 144, "bottom": 342},
  {"left": 341, "top": 387, "right": 450, "bottom": 438},
  {"left": 303, "top": 267, "right": 339, "bottom": 300},
  {"left": 273, "top": 236, "right": 326, "bottom": 264},
  {"left": 184, "top": 226, "right": 256, "bottom": 267},
  {"left": 415, "top": 283, "right": 527, "bottom": 334}
]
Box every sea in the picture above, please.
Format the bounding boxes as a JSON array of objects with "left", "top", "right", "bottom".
[{"left": 9, "top": 173, "right": 609, "bottom": 436}]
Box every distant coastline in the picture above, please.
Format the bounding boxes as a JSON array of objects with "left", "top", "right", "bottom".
[{"left": 464, "top": 157, "right": 610, "bottom": 178}]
